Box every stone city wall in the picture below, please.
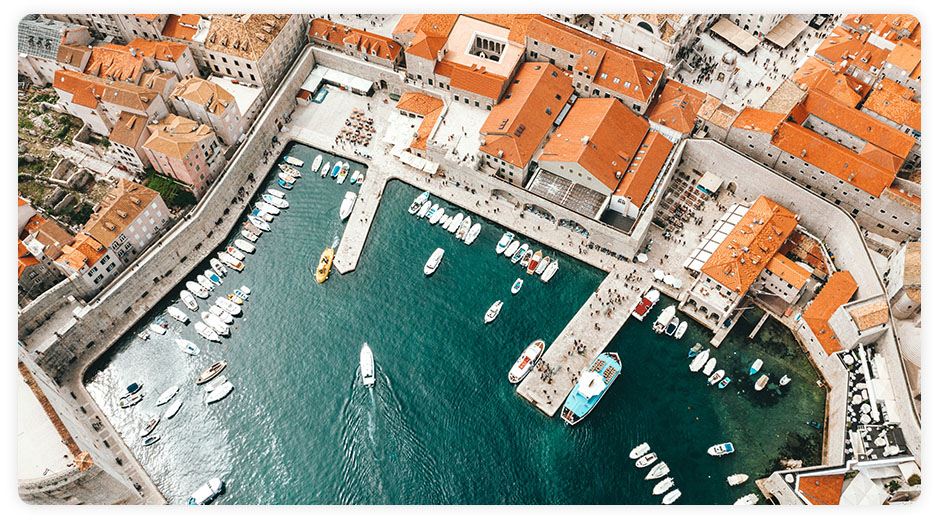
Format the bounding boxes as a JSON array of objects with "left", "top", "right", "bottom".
[
  {"left": 18, "top": 278, "right": 77, "bottom": 337},
  {"left": 19, "top": 462, "right": 136, "bottom": 505},
  {"left": 309, "top": 47, "right": 405, "bottom": 96}
]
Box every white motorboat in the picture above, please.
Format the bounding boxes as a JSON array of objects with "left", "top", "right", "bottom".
[
  {"left": 263, "top": 194, "right": 289, "bottom": 209},
  {"left": 749, "top": 359, "right": 763, "bottom": 375},
  {"left": 215, "top": 297, "right": 242, "bottom": 316},
  {"left": 256, "top": 201, "right": 280, "bottom": 216},
  {"left": 674, "top": 321, "right": 688, "bottom": 339},
  {"left": 507, "top": 340, "right": 545, "bottom": 383},
  {"left": 350, "top": 170, "right": 361, "bottom": 185},
  {"left": 484, "top": 300, "right": 503, "bottom": 324},
  {"left": 629, "top": 442, "right": 651, "bottom": 460},
  {"left": 447, "top": 212, "right": 464, "bottom": 233},
  {"left": 535, "top": 255, "right": 550, "bottom": 275},
  {"left": 337, "top": 162, "right": 350, "bottom": 183},
  {"left": 428, "top": 206, "right": 444, "bottom": 225},
  {"left": 409, "top": 191, "right": 429, "bottom": 214},
  {"left": 206, "top": 379, "right": 234, "bottom": 405},
  {"left": 360, "top": 343, "right": 375, "bottom": 387},
  {"left": 511, "top": 278, "right": 523, "bottom": 295},
  {"left": 195, "top": 321, "right": 221, "bottom": 342},
  {"left": 496, "top": 232, "right": 514, "bottom": 254},
  {"left": 426, "top": 204, "right": 440, "bottom": 222},
  {"left": 156, "top": 385, "right": 179, "bottom": 406},
  {"left": 424, "top": 248, "right": 444, "bottom": 276},
  {"left": 267, "top": 187, "right": 286, "bottom": 199},
  {"left": 662, "top": 489, "right": 681, "bottom": 505},
  {"left": 321, "top": 161, "right": 331, "bottom": 177},
  {"left": 689, "top": 349, "right": 710, "bottom": 372},
  {"left": 653, "top": 477, "right": 674, "bottom": 495},
  {"left": 188, "top": 478, "right": 224, "bottom": 505},
  {"left": 754, "top": 374, "right": 769, "bottom": 391},
  {"left": 196, "top": 274, "right": 214, "bottom": 291},
  {"left": 201, "top": 312, "right": 230, "bottom": 336},
  {"left": 139, "top": 417, "right": 160, "bottom": 438},
  {"left": 707, "top": 442, "right": 735, "bottom": 457},
  {"left": 311, "top": 155, "right": 323, "bottom": 172},
  {"left": 204, "top": 269, "right": 222, "bottom": 286},
  {"left": 239, "top": 285, "right": 251, "bottom": 296},
  {"left": 653, "top": 305, "right": 676, "bottom": 333},
  {"left": 632, "top": 289, "right": 661, "bottom": 321},
  {"left": 233, "top": 288, "right": 248, "bottom": 302},
  {"left": 645, "top": 461, "right": 670, "bottom": 480},
  {"left": 218, "top": 252, "right": 244, "bottom": 271},
  {"left": 209, "top": 305, "right": 234, "bottom": 324},
  {"left": 234, "top": 239, "right": 255, "bottom": 254},
  {"left": 149, "top": 322, "right": 167, "bottom": 335},
  {"left": 180, "top": 290, "right": 199, "bottom": 311},
  {"left": 438, "top": 213, "right": 450, "bottom": 228},
  {"left": 779, "top": 374, "right": 791, "bottom": 386},
  {"left": 526, "top": 250, "right": 542, "bottom": 274},
  {"left": 708, "top": 369, "right": 725, "bottom": 386},
  {"left": 210, "top": 257, "right": 227, "bottom": 276},
  {"left": 503, "top": 239, "right": 521, "bottom": 258},
  {"left": 167, "top": 306, "right": 189, "bottom": 324},
  {"left": 251, "top": 208, "right": 273, "bottom": 222},
  {"left": 186, "top": 281, "right": 208, "bottom": 299},
  {"left": 463, "top": 223, "right": 481, "bottom": 245},
  {"left": 702, "top": 357, "right": 717, "bottom": 376},
  {"left": 241, "top": 229, "right": 258, "bottom": 242},
  {"left": 177, "top": 339, "right": 200, "bottom": 356},
  {"left": 247, "top": 215, "right": 270, "bottom": 232},
  {"left": 277, "top": 171, "right": 297, "bottom": 184},
  {"left": 455, "top": 217, "right": 472, "bottom": 240},
  {"left": 734, "top": 493, "right": 759, "bottom": 505},
  {"left": 164, "top": 398, "right": 183, "bottom": 419},
  {"left": 511, "top": 243, "right": 529, "bottom": 264},
  {"left": 340, "top": 191, "right": 356, "bottom": 221},
  {"left": 635, "top": 452, "right": 658, "bottom": 468},
  {"left": 727, "top": 474, "right": 749, "bottom": 487},
  {"left": 284, "top": 155, "right": 304, "bottom": 168},
  {"left": 540, "top": 260, "right": 559, "bottom": 283},
  {"left": 417, "top": 200, "right": 433, "bottom": 218}
]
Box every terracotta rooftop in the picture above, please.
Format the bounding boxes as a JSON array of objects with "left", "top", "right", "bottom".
[
  {"left": 31, "top": 220, "right": 74, "bottom": 257},
  {"left": 393, "top": 14, "right": 459, "bottom": 38},
  {"left": 886, "top": 38, "right": 920, "bottom": 75},
  {"left": 731, "top": 107, "right": 787, "bottom": 133},
  {"left": 54, "top": 69, "right": 159, "bottom": 111},
  {"left": 84, "top": 43, "right": 145, "bottom": 82},
  {"left": 56, "top": 43, "right": 91, "bottom": 68},
  {"left": 56, "top": 233, "right": 107, "bottom": 271},
  {"left": 137, "top": 70, "right": 176, "bottom": 96},
  {"left": 126, "top": 38, "right": 189, "bottom": 63},
  {"left": 22, "top": 215, "right": 46, "bottom": 237},
  {"left": 843, "top": 14, "right": 919, "bottom": 41},
  {"left": 802, "top": 271, "right": 858, "bottom": 355},
  {"left": 612, "top": 130, "right": 673, "bottom": 205},
  {"left": 479, "top": 62, "right": 573, "bottom": 168},
  {"left": 396, "top": 92, "right": 444, "bottom": 151},
  {"left": 700, "top": 196, "right": 798, "bottom": 295},
  {"left": 647, "top": 80, "right": 705, "bottom": 134},
  {"left": 793, "top": 57, "right": 869, "bottom": 107},
  {"left": 18, "top": 240, "right": 40, "bottom": 278},
  {"left": 797, "top": 473, "right": 845, "bottom": 505},
  {"left": 162, "top": 14, "right": 202, "bottom": 41},
  {"left": 172, "top": 77, "right": 236, "bottom": 116},
  {"left": 849, "top": 300, "right": 890, "bottom": 330},
  {"left": 766, "top": 253, "right": 811, "bottom": 288},
  {"left": 205, "top": 14, "right": 291, "bottom": 61},
  {"left": 540, "top": 97, "right": 650, "bottom": 191},
  {"left": 309, "top": 18, "right": 401, "bottom": 62},
  {"left": 82, "top": 179, "right": 160, "bottom": 247},
  {"left": 143, "top": 114, "right": 217, "bottom": 160},
  {"left": 108, "top": 112, "right": 149, "bottom": 149},
  {"left": 815, "top": 26, "right": 862, "bottom": 66},
  {"left": 885, "top": 185, "right": 921, "bottom": 209},
  {"left": 18, "top": 197, "right": 30, "bottom": 207},
  {"left": 434, "top": 59, "right": 509, "bottom": 100}
]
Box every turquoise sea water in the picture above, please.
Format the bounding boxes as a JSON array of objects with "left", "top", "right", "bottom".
[{"left": 85, "top": 141, "right": 825, "bottom": 504}]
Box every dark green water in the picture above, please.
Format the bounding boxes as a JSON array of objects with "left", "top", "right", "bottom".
[{"left": 85, "top": 141, "right": 825, "bottom": 504}]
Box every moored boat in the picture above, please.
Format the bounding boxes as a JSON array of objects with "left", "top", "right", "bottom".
[
  {"left": 209, "top": 305, "right": 234, "bottom": 324},
  {"left": 635, "top": 452, "right": 658, "bottom": 468},
  {"left": 662, "top": 489, "right": 681, "bottom": 505},
  {"left": 256, "top": 201, "right": 280, "bottom": 216},
  {"left": 428, "top": 205, "right": 445, "bottom": 225},
  {"left": 177, "top": 339, "right": 200, "bottom": 356},
  {"left": 708, "top": 369, "right": 725, "bottom": 386},
  {"left": 210, "top": 257, "right": 227, "bottom": 275},
  {"left": 754, "top": 374, "right": 769, "bottom": 391},
  {"left": 276, "top": 178, "right": 293, "bottom": 190},
  {"left": 665, "top": 317, "right": 680, "bottom": 336},
  {"left": 561, "top": 352, "right": 621, "bottom": 425},
  {"left": 311, "top": 155, "right": 323, "bottom": 172},
  {"left": 674, "top": 321, "right": 688, "bottom": 339},
  {"left": 195, "top": 322, "right": 220, "bottom": 343},
  {"left": 214, "top": 297, "right": 241, "bottom": 316},
  {"left": 119, "top": 393, "right": 143, "bottom": 409},
  {"left": 186, "top": 281, "right": 208, "bottom": 299},
  {"left": 688, "top": 342, "right": 704, "bottom": 358},
  {"left": 540, "top": 260, "right": 559, "bottom": 283},
  {"left": 632, "top": 289, "right": 661, "bottom": 321},
  {"left": 455, "top": 217, "right": 472, "bottom": 240},
  {"left": 263, "top": 194, "right": 289, "bottom": 208},
  {"left": 188, "top": 478, "right": 224, "bottom": 505},
  {"left": 321, "top": 161, "right": 331, "bottom": 177},
  {"left": 519, "top": 248, "right": 532, "bottom": 267},
  {"left": 425, "top": 204, "right": 440, "bottom": 222},
  {"left": 243, "top": 221, "right": 262, "bottom": 236},
  {"left": 196, "top": 360, "right": 227, "bottom": 385},
  {"left": 503, "top": 239, "right": 520, "bottom": 258},
  {"left": 653, "top": 477, "right": 674, "bottom": 495},
  {"left": 734, "top": 493, "right": 759, "bottom": 505},
  {"left": 233, "top": 288, "right": 248, "bottom": 302},
  {"left": 234, "top": 239, "right": 255, "bottom": 254},
  {"left": 417, "top": 200, "right": 432, "bottom": 218},
  {"left": 447, "top": 212, "right": 464, "bottom": 234},
  {"left": 527, "top": 250, "right": 542, "bottom": 274},
  {"left": 463, "top": 223, "right": 481, "bottom": 245},
  {"left": 240, "top": 229, "right": 259, "bottom": 242},
  {"left": 196, "top": 274, "right": 214, "bottom": 291},
  {"left": 218, "top": 252, "right": 244, "bottom": 271},
  {"left": 707, "top": 442, "right": 735, "bottom": 457},
  {"left": 727, "top": 474, "right": 749, "bottom": 486},
  {"left": 718, "top": 376, "right": 731, "bottom": 389},
  {"left": 350, "top": 170, "right": 361, "bottom": 185},
  {"left": 156, "top": 386, "right": 179, "bottom": 406},
  {"left": 329, "top": 163, "right": 341, "bottom": 179},
  {"left": 511, "top": 243, "right": 528, "bottom": 264},
  {"left": 247, "top": 215, "right": 270, "bottom": 232},
  {"left": 316, "top": 247, "right": 334, "bottom": 283},
  {"left": 645, "top": 461, "right": 669, "bottom": 480},
  {"left": 139, "top": 417, "right": 159, "bottom": 438},
  {"left": 340, "top": 191, "right": 356, "bottom": 220},
  {"left": 284, "top": 155, "right": 304, "bottom": 168},
  {"left": 252, "top": 208, "right": 273, "bottom": 222},
  {"left": 703, "top": 357, "right": 716, "bottom": 375},
  {"left": 484, "top": 300, "right": 503, "bottom": 324},
  {"left": 779, "top": 374, "right": 791, "bottom": 386},
  {"left": 204, "top": 269, "right": 222, "bottom": 286},
  {"left": 142, "top": 435, "right": 160, "bottom": 447},
  {"left": 164, "top": 398, "right": 183, "bottom": 419},
  {"left": 206, "top": 378, "right": 234, "bottom": 404},
  {"left": 180, "top": 290, "right": 199, "bottom": 311},
  {"left": 689, "top": 349, "right": 710, "bottom": 372},
  {"left": 278, "top": 171, "right": 296, "bottom": 184},
  {"left": 267, "top": 188, "right": 286, "bottom": 199},
  {"left": 496, "top": 232, "right": 514, "bottom": 254},
  {"left": 360, "top": 343, "right": 375, "bottom": 387},
  {"left": 424, "top": 248, "right": 444, "bottom": 276},
  {"left": 168, "top": 306, "right": 189, "bottom": 323},
  {"left": 511, "top": 278, "right": 523, "bottom": 295},
  {"left": 507, "top": 340, "right": 545, "bottom": 384},
  {"left": 201, "top": 312, "right": 230, "bottom": 336},
  {"left": 629, "top": 442, "right": 650, "bottom": 460},
  {"left": 652, "top": 305, "right": 676, "bottom": 333},
  {"left": 409, "top": 191, "right": 430, "bottom": 214},
  {"left": 749, "top": 359, "right": 763, "bottom": 375},
  {"left": 226, "top": 292, "right": 243, "bottom": 305},
  {"left": 438, "top": 213, "right": 450, "bottom": 228},
  {"left": 535, "top": 255, "right": 550, "bottom": 274}
]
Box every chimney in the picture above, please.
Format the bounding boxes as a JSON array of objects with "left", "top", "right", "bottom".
[
  {"left": 581, "top": 135, "right": 590, "bottom": 145},
  {"left": 129, "top": 47, "right": 137, "bottom": 57},
  {"left": 800, "top": 149, "right": 807, "bottom": 158}
]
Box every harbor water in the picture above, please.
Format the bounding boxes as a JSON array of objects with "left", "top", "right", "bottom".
[{"left": 85, "top": 141, "right": 825, "bottom": 504}]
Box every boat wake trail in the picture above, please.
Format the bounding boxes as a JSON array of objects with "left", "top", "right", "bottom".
[
  {"left": 367, "top": 387, "right": 376, "bottom": 445},
  {"left": 331, "top": 235, "right": 340, "bottom": 250}
]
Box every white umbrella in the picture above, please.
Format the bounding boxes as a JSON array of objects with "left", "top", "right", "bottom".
[
  {"left": 637, "top": 253, "right": 649, "bottom": 263},
  {"left": 653, "top": 269, "right": 665, "bottom": 280},
  {"left": 672, "top": 279, "right": 683, "bottom": 289},
  {"left": 663, "top": 274, "right": 676, "bottom": 286}
]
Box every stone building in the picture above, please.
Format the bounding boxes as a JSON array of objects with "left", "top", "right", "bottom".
[
  {"left": 583, "top": 14, "right": 717, "bottom": 64},
  {"left": 395, "top": 92, "right": 445, "bottom": 158},
  {"left": 17, "top": 15, "right": 92, "bottom": 86},
  {"left": 883, "top": 241, "right": 920, "bottom": 319},
  {"left": 170, "top": 77, "right": 247, "bottom": 146},
  {"left": 160, "top": 14, "right": 212, "bottom": 73},
  {"left": 143, "top": 114, "right": 224, "bottom": 198},
  {"left": 81, "top": 180, "right": 169, "bottom": 266},
  {"left": 107, "top": 112, "right": 153, "bottom": 173},
  {"left": 646, "top": 79, "right": 707, "bottom": 138},
  {"left": 798, "top": 271, "right": 858, "bottom": 355},
  {"left": 308, "top": 18, "right": 403, "bottom": 70},
  {"left": 53, "top": 234, "right": 123, "bottom": 298},
  {"left": 53, "top": 69, "right": 169, "bottom": 137}
]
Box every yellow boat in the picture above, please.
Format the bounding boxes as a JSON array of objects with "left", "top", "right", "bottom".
[{"left": 316, "top": 248, "right": 334, "bottom": 283}]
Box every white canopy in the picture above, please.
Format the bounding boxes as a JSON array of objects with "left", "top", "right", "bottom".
[
  {"left": 697, "top": 171, "right": 723, "bottom": 193},
  {"left": 636, "top": 253, "right": 649, "bottom": 263},
  {"left": 765, "top": 14, "right": 808, "bottom": 48},
  {"left": 710, "top": 18, "right": 760, "bottom": 54},
  {"left": 577, "top": 372, "right": 605, "bottom": 399},
  {"left": 663, "top": 274, "right": 676, "bottom": 286},
  {"left": 653, "top": 269, "right": 666, "bottom": 280},
  {"left": 422, "top": 160, "right": 439, "bottom": 175}
]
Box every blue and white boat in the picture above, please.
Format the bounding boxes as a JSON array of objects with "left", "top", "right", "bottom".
[
  {"left": 749, "top": 359, "right": 763, "bottom": 375},
  {"left": 718, "top": 376, "right": 731, "bottom": 389},
  {"left": 707, "top": 442, "right": 735, "bottom": 457},
  {"left": 188, "top": 478, "right": 224, "bottom": 505},
  {"left": 560, "top": 352, "right": 621, "bottom": 426},
  {"left": 277, "top": 178, "right": 293, "bottom": 190},
  {"left": 330, "top": 163, "right": 342, "bottom": 179}
]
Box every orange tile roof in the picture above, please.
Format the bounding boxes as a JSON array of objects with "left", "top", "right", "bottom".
[
  {"left": 802, "top": 271, "right": 858, "bottom": 355},
  {"left": 886, "top": 38, "right": 920, "bottom": 74},
  {"left": 54, "top": 69, "right": 160, "bottom": 111},
  {"left": 171, "top": 77, "right": 236, "bottom": 116},
  {"left": 885, "top": 186, "right": 921, "bottom": 207},
  {"left": 815, "top": 26, "right": 863, "bottom": 66},
  {"left": 647, "top": 80, "right": 705, "bottom": 134},
  {"left": 796, "top": 90, "right": 915, "bottom": 159},
  {"left": 613, "top": 131, "right": 673, "bottom": 205},
  {"left": 858, "top": 143, "right": 903, "bottom": 173},
  {"left": 798, "top": 473, "right": 845, "bottom": 505},
  {"left": 205, "top": 14, "right": 292, "bottom": 61},
  {"left": 162, "top": 14, "right": 200, "bottom": 41},
  {"left": 435, "top": 59, "right": 508, "bottom": 100},
  {"left": 109, "top": 112, "right": 149, "bottom": 149},
  {"left": 479, "top": 62, "right": 573, "bottom": 168},
  {"left": 126, "top": 38, "right": 189, "bottom": 63},
  {"left": 392, "top": 14, "right": 424, "bottom": 36},
  {"left": 396, "top": 92, "right": 445, "bottom": 151},
  {"left": 83, "top": 179, "right": 160, "bottom": 247},
  {"left": 309, "top": 19, "right": 402, "bottom": 62},
  {"left": 18, "top": 197, "right": 30, "bottom": 207},
  {"left": 731, "top": 107, "right": 787, "bottom": 133},
  {"left": 700, "top": 196, "right": 798, "bottom": 295},
  {"left": 56, "top": 233, "right": 107, "bottom": 271},
  {"left": 406, "top": 30, "right": 448, "bottom": 60},
  {"left": 766, "top": 253, "right": 811, "bottom": 288},
  {"left": 22, "top": 215, "right": 46, "bottom": 236},
  {"left": 540, "top": 98, "right": 649, "bottom": 190},
  {"left": 143, "top": 114, "right": 217, "bottom": 160},
  {"left": 793, "top": 57, "right": 868, "bottom": 107},
  {"left": 18, "top": 240, "right": 40, "bottom": 278},
  {"left": 843, "top": 14, "right": 919, "bottom": 41},
  {"left": 771, "top": 122, "right": 896, "bottom": 197},
  {"left": 84, "top": 44, "right": 145, "bottom": 81},
  {"left": 393, "top": 14, "right": 459, "bottom": 38}
]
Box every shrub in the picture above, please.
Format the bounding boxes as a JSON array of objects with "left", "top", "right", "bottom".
[{"left": 908, "top": 474, "right": 921, "bottom": 486}]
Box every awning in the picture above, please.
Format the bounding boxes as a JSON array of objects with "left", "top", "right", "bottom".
[
  {"left": 422, "top": 161, "right": 439, "bottom": 175},
  {"left": 710, "top": 18, "right": 759, "bottom": 54},
  {"left": 300, "top": 65, "right": 373, "bottom": 95},
  {"left": 765, "top": 15, "right": 808, "bottom": 48},
  {"left": 697, "top": 171, "right": 723, "bottom": 194}
]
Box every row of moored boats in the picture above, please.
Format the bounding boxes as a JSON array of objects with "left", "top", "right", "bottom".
[
  {"left": 409, "top": 191, "right": 482, "bottom": 246},
  {"left": 495, "top": 231, "right": 558, "bottom": 283}
]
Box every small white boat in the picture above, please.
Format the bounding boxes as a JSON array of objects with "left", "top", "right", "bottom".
[
  {"left": 360, "top": 343, "right": 375, "bottom": 387},
  {"left": 503, "top": 239, "right": 521, "bottom": 258},
  {"left": 337, "top": 162, "right": 349, "bottom": 183},
  {"left": 149, "top": 323, "right": 167, "bottom": 335},
  {"left": 484, "top": 300, "right": 503, "bottom": 324},
  {"left": 206, "top": 379, "right": 234, "bottom": 405},
  {"left": 703, "top": 357, "right": 716, "bottom": 375},
  {"left": 164, "top": 398, "right": 183, "bottom": 419},
  {"left": 653, "top": 305, "right": 676, "bottom": 333},
  {"left": 540, "top": 260, "right": 559, "bottom": 283},
  {"left": 440, "top": 215, "right": 452, "bottom": 229},
  {"left": 734, "top": 493, "right": 759, "bottom": 505},
  {"left": 428, "top": 206, "right": 444, "bottom": 225},
  {"left": 507, "top": 339, "right": 545, "bottom": 383},
  {"left": 526, "top": 250, "right": 542, "bottom": 274},
  {"left": 707, "top": 442, "right": 735, "bottom": 457},
  {"left": 662, "top": 489, "right": 681, "bottom": 505},
  {"left": 226, "top": 246, "right": 246, "bottom": 261},
  {"left": 156, "top": 386, "right": 179, "bottom": 406},
  {"left": 749, "top": 359, "right": 763, "bottom": 375},
  {"left": 409, "top": 191, "right": 429, "bottom": 214},
  {"left": 215, "top": 297, "right": 242, "bottom": 315},
  {"left": 455, "top": 217, "right": 472, "bottom": 240},
  {"left": 241, "top": 229, "right": 258, "bottom": 242},
  {"left": 204, "top": 269, "right": 222, "bottom": 286},
  {"left": 209, "top": 305, "right": 234, "bottom": 324},
  {"left": 417, "top": 200, "right": 432, "bottom": 218},
  {"left": 196, "top": 274, "right": 214, "bottom": 291},
  {"left": 674, "top": 321, "right": 688, "bottom": 339},
  {"left": 284, "top": 155, "right": 304, "bottom": 168},
  {"left": 218, "top": 252, "right": 244, "bottom": 271},
  {"left": 189, "top": 478, "right": 224, "bottom": 505},
  {"left": 779, "top": 374, "right": 791, "bottom": 386},
  {"left": 267, "top": 188, "right": 286, "bottom": 199},
  {"left": 629, "top": 442, "right": 650, "bottom": 460},
  {"left": 139, "top": 417, "right": 160, "bottom": 438},
  {"left": 447, "top": 212, "right": 464, "bottom": 233},
  {"left": 239, "top": 285, "right": 251, "bottom": 296},
  {"left": 226, "top": 292, "right": 243, "bottom": 305},
  {"left": 708, "top": 369, "right": 725, "bottom": 386},
  {"left": 262, "top": 194, "right": 289, "bottom": 209},
  {"left": 233, "top": 288, "right": 248, "bottom": 302},
  {"left": 234, "top": 239, "right": 255, "bottom": 254},
  {"left": 311, "top": 155, "right": 323, "bottom": 172},
  {"left": 167, "top": 306, "right": 189, "bottom": 324},
  {"left": 277, "top": 171, "right": 297, "bottom": 183},
  {"left": 689, "top": 349, "right": 710, "bottom": 372},
  {"left": 350, "top": 170, "right": 361, "bottom": 185},
  {"left": 519, "top": 248, "right": 532, "bottom": 267},
  {"left": 424, "top": 247, "right": 444, "bottom": 276},
  {"left": 635, "top": 452, "right": 658, "bottom": 468},
  {"left": 645, "top": 461, "right": 669, "bottom": 481},
  {"left": 727, "top": 474, "right": 749, "bottom": 486},
  {"left": 256, "top": 201, "right": 280, "bottom": 216},
  {"left": 137, "top": 331, "right": 150, "bottom": 341},
  {"left": 511, "top": 278, "right": 523, "bottom": 295},
  {"left": 210, "top": 257, "right": 227, "bottom": 276},
  {"left": 321, "top": 161, "right": 331, "bottom": 177},
  {"left": 252, "top": 209, "right": 273, "bottom": 222},
  {"left": 176, "top": 339, "right": 200, "bottom": 356},
  {"left": 535, "top": 255, "right": 550, "bottom": 275},
  {"left": 340, "top": 191, "right": 356, "bottom": 221},
  {"left": 463, "top": 223, "right": 482, "bottom": 245},
  {"left": 201, "top": 312, "right": 230, "bottom": 336},
  {"left": 755, "top": 374, "right": 769, "bottom": 391},
  {"left": 653, "top": 477, "right": 674, "bottom": 495},
  {"left": 511, "top": 243, "right": 529, "bottom": 264},
  {"left": 247, "top": 215, "right": 270, "bottom": 232},
  {"left": 180, "top": 290, "right": 199, "bottom": 310},
  {"left": 195, "top": 321, "right": 221, "bottom": 342},
  {"left": 496, "top": 232, "right": 514, "bottom": 254},
  {"left": 426, "top": 203, "right": 440, "bottom": 222}
]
